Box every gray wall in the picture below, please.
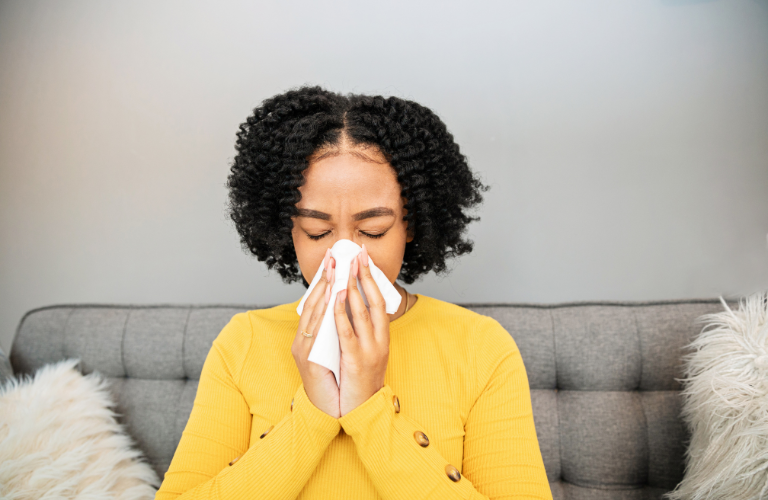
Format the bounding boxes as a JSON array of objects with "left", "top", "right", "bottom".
[{"left": 1, "top": 0, "right": 767, "bottom": 353}]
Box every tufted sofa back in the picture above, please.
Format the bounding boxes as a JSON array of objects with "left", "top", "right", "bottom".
[{"left": 9, "top": 299, "right": 731, "bottom": 500}]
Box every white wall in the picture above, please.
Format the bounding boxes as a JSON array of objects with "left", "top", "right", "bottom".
[{"left": 1, "top": 0, "right": 767, "bottom": 353}]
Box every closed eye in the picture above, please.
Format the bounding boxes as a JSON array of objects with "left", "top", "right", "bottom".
[
  {"left": 306, "top": 232, "right": 329, "bottom": 241},
  {"left": 307, "top": 231, "right": 387, "bottom": 241},
  {"left": 362, "top": 231, "right": 387, "bottom": 239}
]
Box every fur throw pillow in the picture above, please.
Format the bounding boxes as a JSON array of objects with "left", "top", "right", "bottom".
[
  {"left": 666, "top": 292, "right": 768, "bottom": 500},
  {"left": 0, "top": 359, "right": 160, "bottom": 499}
]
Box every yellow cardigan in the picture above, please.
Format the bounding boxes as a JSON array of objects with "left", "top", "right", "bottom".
[{"left": 155, "top": 294, "right": 552, "bottom": 500}]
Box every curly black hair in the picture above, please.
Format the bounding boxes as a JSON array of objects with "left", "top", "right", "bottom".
[{"left": 227, "top": 86, "right": 489, "bottom": 287}]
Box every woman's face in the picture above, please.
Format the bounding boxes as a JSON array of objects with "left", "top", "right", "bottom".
[{"left": 291, "top": 146, "right": 412, "bottom": 286}]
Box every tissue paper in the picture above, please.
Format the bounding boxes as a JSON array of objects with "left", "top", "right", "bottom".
[{"left": 296, "top": 239, "right": 402, "bottom": 385}]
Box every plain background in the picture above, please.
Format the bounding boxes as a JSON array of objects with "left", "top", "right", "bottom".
[{"left": 1, "top": 0, "right": 767, "bottom": 353}]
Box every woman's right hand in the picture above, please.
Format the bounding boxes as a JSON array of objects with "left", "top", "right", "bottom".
[{"left": 291, "top": 248, "right": 340, "bottom": 418}]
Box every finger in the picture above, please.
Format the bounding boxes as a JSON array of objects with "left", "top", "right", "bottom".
[
  {"left": 324, "top": 263, "right": 335, "bottom": 305},
  {"left": 296, "top": 284, "right": 331, "bottom": 359},
  {"left": 296, "top": 279, "right": 329, "bottom": 355},
  {"left": 297, "top": 249, "right": 332, "bottom": 340},
  {"left": 346, "top": 254, "right": 375, "bottom": 347},
  {"left": 335, "top": 289, "right": 359, "bottom": 355},
  {"left": 357, "top": 246, "right": 390, "bottom": 342}
]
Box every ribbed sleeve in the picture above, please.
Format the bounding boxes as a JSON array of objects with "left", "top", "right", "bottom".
[
  {"left": 462, "top": 317, "right": 552, "bottom": 500},
  {"left": 155, "top": 313, "right": 340, "bottom": 500}
]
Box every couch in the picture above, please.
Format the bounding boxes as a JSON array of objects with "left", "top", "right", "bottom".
[{"left": 9, "top": 298, "right": 733, "bottom": 500}]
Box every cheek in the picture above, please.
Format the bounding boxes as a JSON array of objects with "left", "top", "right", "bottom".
[
  {"left": 292, "top": 227, "right": 319, "bottom": 283},
  {"left": 367, "top": 238, "right": 407, "bottom": 284}
]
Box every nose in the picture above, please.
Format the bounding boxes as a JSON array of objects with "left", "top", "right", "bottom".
[{"left": 330, "top": 229, "right": 363, "bottom": 248}]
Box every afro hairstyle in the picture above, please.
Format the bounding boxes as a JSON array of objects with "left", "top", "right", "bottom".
[{"left": 227, "top": 86, "right": 489, "bottom": 287}]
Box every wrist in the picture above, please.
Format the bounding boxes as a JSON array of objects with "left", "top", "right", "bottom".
[
  {"left": 294, "top": 384, "right": 342, "bottom": 432},
  {"left": 339, "top": 384, "right": 395, "bottom": 432}
]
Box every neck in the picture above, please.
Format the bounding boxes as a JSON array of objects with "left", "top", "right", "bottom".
[{"left": 389, "top": 283, "right": 414, "bottom": 322}]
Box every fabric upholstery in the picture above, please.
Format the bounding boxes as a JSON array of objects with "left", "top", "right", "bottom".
[
  {"left": 9, "top": 299, "right": 732, "bottom": 499},
  {"left": 0, "top": 344, "right": 13, "bottom": 384}
]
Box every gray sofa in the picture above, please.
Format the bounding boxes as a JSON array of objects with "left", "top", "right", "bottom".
[{"left": 9, "top": 298, "right": 733, "bottom": 500}]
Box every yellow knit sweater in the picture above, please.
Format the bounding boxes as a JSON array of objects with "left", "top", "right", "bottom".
[{"left": 155, "top": 294, "right": 552, "bottom": 500}]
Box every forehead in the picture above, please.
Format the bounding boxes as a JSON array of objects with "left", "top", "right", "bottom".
[{"left": 299, "top": 152, "right": 401, "bottom": 201}]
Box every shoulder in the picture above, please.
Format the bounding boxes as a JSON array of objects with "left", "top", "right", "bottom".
[
  {"left": 214, "top": 301, "right": 299, "bottom": 348},
  {"left": 415, "top": 296, "right": 520, "bottom": 382},
  {"left": 418, "top": 295, "right": 489, "bottom": 326},
  {"left": 211, "top": 300, "right": 299, "bottom": 376},
  {"left": 419, "top": 297, "right": 525, "bottom": 398},
  {"left": 429, "top": 296, "right": 521, "bottom": 364},
  {"left": 209, "top": 312, "right": 253, "bottom": 381},
  {"left": 419, "top": 295, "right": 517, "bottom": 351},
  {"left": 215, "top": 301, "right": 299, "bottom": 343}
]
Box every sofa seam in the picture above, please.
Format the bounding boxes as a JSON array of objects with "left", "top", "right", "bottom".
[
  {"left": 61, "top": 307, "right": 77, "bottom": 362},
  {"left": 550, "top": 309, "right": 563, "bottom": 482},
  {"left": 181, "top": 307, "right": 192, "bottom": 379},
  {"left": 120, "top": 309, "right": 131, "bottom": 378},
  {"left": 633, "top": 310, "right": 644, "bottom": 391},
  {"left": 632, "top": 308, "right": 652, "bottom": 487},
  {"left": 638, "top": 389, "right": 652, "bottom": 488}
]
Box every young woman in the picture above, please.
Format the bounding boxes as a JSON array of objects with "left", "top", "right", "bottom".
[{"left": 156, "top": 86, "right": 552, "bottom": 499}]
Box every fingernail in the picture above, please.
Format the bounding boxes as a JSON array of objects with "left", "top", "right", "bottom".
[
  {"left": 326, "top": 263, "right": 332, "bottom": 282},
  {"left": 351, "top": 255, "right": 358, "bottom": 277},
  {"left": 339, "top": 289, "right": 347, "bottom": 304},
  {"left": 362, "top": 244, "right": 369, "bottom": 267},
  {"left": 323, "top": 248, "right": 330, "bottom": 269}
]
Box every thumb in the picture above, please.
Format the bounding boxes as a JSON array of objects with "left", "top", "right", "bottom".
[{"left": 334, "top": 289, "right": 358, "bottom": 353}]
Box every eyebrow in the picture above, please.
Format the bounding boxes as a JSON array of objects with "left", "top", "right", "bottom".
[{"left": 296, "top": 207, "right": 395, "bottom": 221}]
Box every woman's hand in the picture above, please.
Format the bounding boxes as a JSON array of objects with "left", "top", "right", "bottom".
[
  {"left": 291, "top": 249, "right": 340, "bottom": 418},
  {"left": 335, "top": 245, "right": 391, "bottom": 417}
]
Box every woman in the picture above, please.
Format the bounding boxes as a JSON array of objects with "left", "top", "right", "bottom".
[{"left": 156, "top": 86, "right": 552, "bottom": 499}]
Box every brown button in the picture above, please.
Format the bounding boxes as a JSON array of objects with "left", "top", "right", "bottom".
[
  {"left": 393, "top": 395, "right": 400, "bottom": 413},
  {"left": 290, "top": 398, "right": 294, "bottom": 411},
  {"left": 414, "top": 431, "right": 429, "bottom": 447},
  {"left": 445, "top": 464, "right": 461, "bottom": 482},
  {"left": 228, "top": 455, "right": 241, "bottom": 466},
  {"left": 259, "top": 425, "right": 274, "bottom": 439}
]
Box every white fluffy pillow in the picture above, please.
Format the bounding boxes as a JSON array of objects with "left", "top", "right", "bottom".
[
  {"left": 0, "top": 359, "right": 160, "bottom": 500},
  {"left": 666, "top": 292, "right": 768, "bottom": 500}
]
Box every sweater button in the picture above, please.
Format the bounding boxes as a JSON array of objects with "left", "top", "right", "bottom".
[
  {"left": 445, "top": 464, "right": 461, "bottom": 482},
  {"left": 393, "top": 395, "right": 400, "bottom": 413},
  {"left": 414, "top": 431, "right": 429, "bottom": 447},
  {"left": 259, "top": 425, "right": 274, "bottom": 439},
  {"left": 291, "top": 398, "right": 294, "bottom": 411},
  {"left": 228, "top": 455, "right": 241, "bottom": 466}
]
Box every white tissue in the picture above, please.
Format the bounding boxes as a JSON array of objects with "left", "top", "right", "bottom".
[{"left": 296, "top": 239, "right": 402, "bottom": 385}]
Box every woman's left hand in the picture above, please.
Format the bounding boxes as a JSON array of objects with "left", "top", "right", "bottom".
[{"left": 334, "top": 249, "right": 391, "bottom": 417}]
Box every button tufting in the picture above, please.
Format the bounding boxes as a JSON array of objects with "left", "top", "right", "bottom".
[
  {"left": 291, "top": 398, "right": 294, "bottom": 411},
  {"left": 229, "top": 455, "right": 241, "bottom": 466},
  {"left": 393, "top": 395, "right": 400, "bottom": 413}
]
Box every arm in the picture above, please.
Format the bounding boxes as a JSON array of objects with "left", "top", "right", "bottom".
[
  {"left": 155, "top": 313, "right": 340, "bottom": 500},
  {"left": 337, "top": 317, "right": 552, "bottom": 500}
]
